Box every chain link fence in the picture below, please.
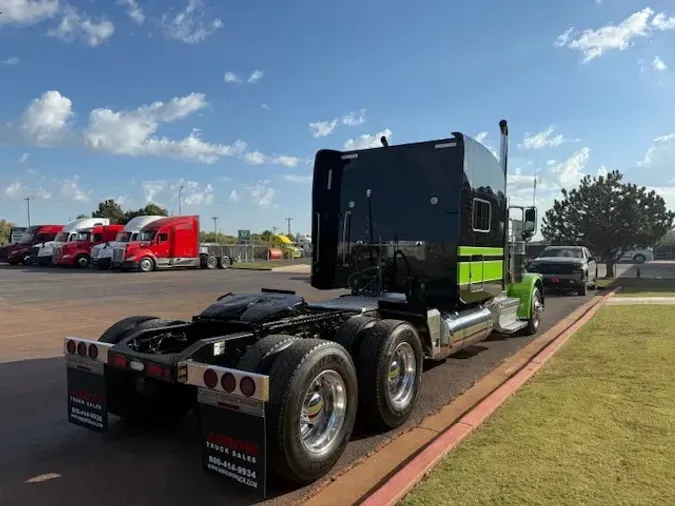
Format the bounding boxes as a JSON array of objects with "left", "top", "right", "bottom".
[{"left": 202, "top": 243, "right": 313, "bottom": 262}]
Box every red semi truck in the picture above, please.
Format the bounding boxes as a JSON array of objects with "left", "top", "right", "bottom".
[
  {"left": 5, "top": 225, "right": 64, "bottom": 265},
  {"left": 52, "top": 224, "right": 124, "bottom": 268},
  {"left": 111, "top": 215, "right": 232, "bottom": 272}
]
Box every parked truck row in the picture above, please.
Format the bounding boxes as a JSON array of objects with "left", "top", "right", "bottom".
[{"left": 1, "top": 216, "right": 235, "bottom": 272}]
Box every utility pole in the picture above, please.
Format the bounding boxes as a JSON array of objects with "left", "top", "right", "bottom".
[
  {"left": 272, "top": 226, "right": 279, "bottom": 235},
  {"left": 24, "top": 197, "right": 33, "bottom": 227},
  {"left": 285, "top": 217, "right": 293, "bottom": 237},
  {"left": 212, "top": 216, "right": 219, "bottom": 243},
  {"left": 178, "top": 185, "right": 184, "bottom": 215}
]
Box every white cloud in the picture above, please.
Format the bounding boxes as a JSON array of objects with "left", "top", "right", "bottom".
[
  {"left": 652, "top": 13, "right": 675, "bottom": 31},
  {"left": 5, "top": 181, "right": 25, "bottom": 197},
  {"left": 60, "top": 175, "right": 91, "bottom": 202},
  {"left": 224, "top": 72, "right": 241, "bottom": 83},
  {"left": 243, "top": 151, "right": 299, "bottom": 167},
  {"left": 19, "top": 152, "right": 30, "bottom": 163},
  {"left": 85, "top": 92, "right": 247, "bottom": 163},
  {"left": 261, "top": 104, "right": 271, "bottom": 110},
  {"left": 640, "top": 133, "right": 675, "bottom": 170},
  {"left": 47, "top": 6, "right": 115, "bottom": 47},
  {"left": 161, "top": 0, "right": 222, "bottom": 44},
  {"left": 119, "top": 0, "right": 144, "bottom": 24},
  {"left": 1, "top": 57, "right": 21, "bottom": 65},
  {"left": 20, "top": 90, "right": 74, "bottom": 144},
  {"left": 555, "top": 8, "right": 675, "bottom": 63},
  {"left": 283, "top": 174, "right": 312, "bottom": 184},
  {"left": 141, "top": 179, "right": 214, "bottom": 206},
  {"left": 519, "top": 125, "right": 566, "bottom": 150},
  {"left": 244, "top": 181, "right": 276, "bottom": 209},
  {"left": 342, "top": 109, "right": 366, "bottom": 126},
  {"left": 344, "top": 128, "right": 392, "bottom": 150},
  {"left": 228, "top": 190, "right": 240, "bottom": 203},
  {"left": 0, "top": 0, "right": 59, "bottom": 26},
  {"left": 551, "top": 147, "right": 591, "bottom": 188},
  {"left": 309, "top": 119, "right": 338, "bottom": 138},
  {"left": 4, "top": 179, "right": 53, "bottom": 199},
  {"left": 653, "top": 56, "right": 667, "bottom": 71},
  {"left": 247, "top": 70, "right": 264, "bottom": 84}
]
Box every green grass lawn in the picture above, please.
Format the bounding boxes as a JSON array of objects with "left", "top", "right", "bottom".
[
  {"left": 403, "top": 305, "right": 675, "bottom": 506},
  {"left": 598, "top": 277, "right": 675, "bottom": 297}
]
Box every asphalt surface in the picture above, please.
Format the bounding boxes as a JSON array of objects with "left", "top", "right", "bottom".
[{"left": 0, "top": 263, "right": 609, "bottom": 506}]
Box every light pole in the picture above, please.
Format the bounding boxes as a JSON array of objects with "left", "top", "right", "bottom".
[
  {"left": 212, "top": 216, "right": 219, "bottom": 243},
  {"left": 24, "top": 196, "right": 33, "bottom": 226},
  {"left": 178, "top": 185, "right": 184, "bottom": 215},
  {"left": 285, "top": 217, "right": 293, "bottom": 237}
]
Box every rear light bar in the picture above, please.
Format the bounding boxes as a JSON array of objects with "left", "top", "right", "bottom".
[
  {"left": 63, "top": 337, "right": 112, "bottom": 363},
  {"left": 180, "top": 361, "right": 269, "bottom": 403}
]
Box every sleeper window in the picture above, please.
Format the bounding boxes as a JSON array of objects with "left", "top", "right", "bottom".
[{"left": 472, "top": 199, "right": 491, "bottom": 233}]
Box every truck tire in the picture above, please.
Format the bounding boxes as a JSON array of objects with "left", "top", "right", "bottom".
[
  {"left": 331, "top": 315, "right": 378, "bottom": 357},
  {"left": 356, "top": 320, "right": 423, "bottom": 431},
  {"left": 205, "top": 255, "right": 217, "bottom": 269},
  {"left": 266, "top": 339, "right": 358, "bottom": 484},
  {"left": 578, "top": 279, "right": 587, "bottom": 296},
  {"left": 99, "top": 315, "right": 159, "bottom": 343},
  {"left": 217, "top": 256, "right": 231, "bottom": 269},
  {"left": 75, "top": 254, "right": 91, "bottom": 268},
  {"left": 523, "top": 287, "right": 543, "bottom": 336},
  {"left": 100, "top": 317, "right": 195, "bottom": 425},
  {"left": 237, "top": 334, "right": 301, "bottom": 373},
  {"left": 138, "top": 256, "right": 154, "bottom": 273}
]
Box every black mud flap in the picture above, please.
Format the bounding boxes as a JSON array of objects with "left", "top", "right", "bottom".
[
  {"left": 66, "top": 357, "right": 108, "bottom": 432},
  {"left": 198, "top": 388, "right": 267, "bottom": 500}
]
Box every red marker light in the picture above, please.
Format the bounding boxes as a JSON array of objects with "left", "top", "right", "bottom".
[
  {"left": 203, "top": 369, "right": 218, "bottom": 389},
  {"left": 66, "top": 340, "right": 76, "bottom": 355},
  {"left": 77, "top": 342, "right": 87, "bottom": 357},
  {"left": 221, "top": 372, "right": 236, "bottom": 393},
  {"left": 88, "top": 344, "right": 99, "bottom": 360},
  {"left": 147, "top": 363, "right": 162, "bottom": 377},
  {"left": 112, "top": 354, "right": 127, "bottom": 368},
  {"left": 240, "top": 376, "right": 256, "bottom": 398}
]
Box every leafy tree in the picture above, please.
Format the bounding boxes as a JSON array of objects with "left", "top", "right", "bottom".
[
  {"left": 92, "top": 199, "right": 126, "bottom": 225},
  {"left": 123, "top": 202, "right": 169, "bottom": 223},
  {"left": 0, "top": 219, "right": 16, "bottom": 244},
  {"left": 659, "top": 228, "right": 675, "bottom": 245},
  {"left": 76, "top": 214, "right": 90, "bottom": 219},
  {"left": 200, "top": 232, "right": 237, "bottom": 244},
  {"left": 259, "top": 229, "right": 274, "bottom": 243},
  {"left": 542, "top": 170, "right": 675, "bottom": 277}
]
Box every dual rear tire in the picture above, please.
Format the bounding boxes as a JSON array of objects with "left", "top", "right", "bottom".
[{"left": 237, "top": 318, "right": 424, "bottom": 484}]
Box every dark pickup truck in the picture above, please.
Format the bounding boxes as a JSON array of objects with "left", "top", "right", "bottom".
[{"left": 525, "top": 245, "right": 598, "bottom": 296}]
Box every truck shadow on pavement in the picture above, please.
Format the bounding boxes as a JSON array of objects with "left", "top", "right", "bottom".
[{"left": 0, "top": 357, "right": 305, "bottom": 506}]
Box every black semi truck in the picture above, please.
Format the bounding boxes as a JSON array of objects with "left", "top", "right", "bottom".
[{"left": 63, "top": 120, "right": 544, "bottom": 498}]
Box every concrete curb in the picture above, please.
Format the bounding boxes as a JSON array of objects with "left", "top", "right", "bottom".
[{"left": 359, "top": 287, "right": 621, "bottom": 506}]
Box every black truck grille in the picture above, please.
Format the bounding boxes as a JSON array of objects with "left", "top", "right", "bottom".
[{"left": 530, "top": 263, "right": 577, "bottom": 274}]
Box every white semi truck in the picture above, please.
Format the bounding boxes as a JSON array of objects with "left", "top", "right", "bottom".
[
  {"left": 31, "top": 218, "right": 110, "bottom": 266},
  {"left": 90, "top": 215, "right": 165, "bottom": 270}
]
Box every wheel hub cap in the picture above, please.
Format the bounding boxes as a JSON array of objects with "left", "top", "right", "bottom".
[
  {"left": 300, "top": 370, "right": 347, "bottom": 457},
  {"left": 387, "top": 342, "right": 416, "bottom": 410}
]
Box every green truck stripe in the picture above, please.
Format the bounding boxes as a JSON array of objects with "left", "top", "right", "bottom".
[
  {"left": 458, "top": 260, "right": 504, "bottom": 284},
  {"left": 457, "top": 246, "right": 504, "bottom": 256}
]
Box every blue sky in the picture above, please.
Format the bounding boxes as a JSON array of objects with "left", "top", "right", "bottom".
[{"left": 1, "top": 0, "right": 674, "bottom": 237}]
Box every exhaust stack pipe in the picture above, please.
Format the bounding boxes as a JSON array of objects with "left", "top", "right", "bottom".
[{"left": 499, "top": 119, "right": 509, "bottom": 176}]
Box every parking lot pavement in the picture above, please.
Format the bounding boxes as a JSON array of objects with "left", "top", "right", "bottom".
[{"left": 0, "top": 266, "right": 593, "bottom": 506}]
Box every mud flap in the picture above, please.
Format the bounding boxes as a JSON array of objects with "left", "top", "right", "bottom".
[
  {"left": 198, "top": 388, "right": 267, "bottom": 500},
  {"left": 66, "top": 357, "right": 108, "bottom": 432}
]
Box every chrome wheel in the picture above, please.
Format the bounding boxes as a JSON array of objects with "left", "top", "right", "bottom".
[
  {"left": 300, "top": 370, "right": 347, "bottom": 458},
  {"left": 386, "top": 342, "right": 417, "bottom": 410},
  {"left": 139, "top": 258, "right": 153, "bottom": 272},
  {"left": 531, "top": 290, "right": 543, "bottom": 330}
]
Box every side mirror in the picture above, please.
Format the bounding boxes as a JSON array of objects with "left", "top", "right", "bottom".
[{"left": 523, "top": 207, "right": 537, "bottom": 234}]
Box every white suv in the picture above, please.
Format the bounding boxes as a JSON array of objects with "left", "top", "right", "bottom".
[{"left": 618, "top": 248, "right": 654, "bottom": 264}]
